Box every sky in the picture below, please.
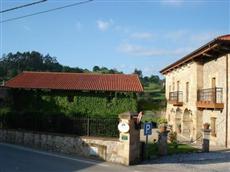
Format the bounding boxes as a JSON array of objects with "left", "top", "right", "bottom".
[{"left": 0, "top": 0, "right": 229, "bottom": 76}]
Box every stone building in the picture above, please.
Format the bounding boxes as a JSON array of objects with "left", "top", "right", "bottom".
[{"left": 160, "top": 34, "right": 230, "bottom": 147}]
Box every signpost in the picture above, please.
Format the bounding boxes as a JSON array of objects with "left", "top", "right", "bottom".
[
  {"left": 144, "top": 122, "right": 152, "bottom": 159},
  {"left": 144, "top": 122, "right": 152, "bottom": 136}
]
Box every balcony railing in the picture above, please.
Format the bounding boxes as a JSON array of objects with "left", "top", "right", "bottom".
[
  {"left": 169, "top": 91, "right": 183, "bottom": 106},
  {"left": 197, "top": 87, "right": 224, "bottom": 109}
]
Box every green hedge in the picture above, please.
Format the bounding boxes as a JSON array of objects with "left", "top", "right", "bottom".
[{"left": 10, "top": 90, "right": 137, "bottom": 117}]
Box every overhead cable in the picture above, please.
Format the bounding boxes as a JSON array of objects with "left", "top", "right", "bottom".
[
  {"left": 0, "top": 0, "right": 93, "bottom": 23},
  {"left": 0, "top": 0, "right": 48, "bottom": 13}
]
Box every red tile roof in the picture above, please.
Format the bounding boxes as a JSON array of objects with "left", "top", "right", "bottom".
[
  {"left": 160, "top": 34, "right": 230, "bottom": 74},
  {"left": 5, "top": 71, "right": 143, "bottom": 92},
  {"left": 218, "top": 34, "right": 230, "bottom": 41}
]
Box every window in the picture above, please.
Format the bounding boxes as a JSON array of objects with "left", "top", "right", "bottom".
[
  {"left": 169, "top": 85, "right": 171, "bottom": 92},
  {"left": 211, "top": 117, "right": 217, "bottom": 137},
  {"left": 177, "top": 81, "right": 180, "bottom": 91},
  {"left": 212, "top": 77, "right": 216, "bottom": 88},
  {"left": 186, "top": 82, "right": 189, "bottom": 102},
  {"left": 173, "top": 82, "right": 175, "bottom": 91}
]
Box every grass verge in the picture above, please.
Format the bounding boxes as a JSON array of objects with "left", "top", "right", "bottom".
[{"left": 147, "top": 143, "right": 199, "bottom": 158}]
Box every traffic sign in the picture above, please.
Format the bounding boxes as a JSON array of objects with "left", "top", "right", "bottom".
[{"left": 144, "top": 122, "right": 152, "bottom": 136}]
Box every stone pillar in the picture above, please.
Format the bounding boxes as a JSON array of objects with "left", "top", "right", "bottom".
[
  {"left": 196, "top": 110, "right": 203, "bottom": 144},
  {"left": 202, "top": 123, "right": 211, "bottom": 152},
  {"left": 118, "top": 112, "right": 140, "bottom": 165},
  {"left": 157, "top": 124, "right": 169, "bottom": 156}
]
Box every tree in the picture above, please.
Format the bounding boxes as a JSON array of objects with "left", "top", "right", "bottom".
[
  {"left": 93, "top": 66, "right": 100, "bottom": 72},
  {"left": 133, "top": 68, "right": 143, "bottom": 78},
  {"left": 149, "top": 75, "right": 160, "bottom": 84},
  {"left": 0, "top": 51, "right": 63, "bottom": 80}
]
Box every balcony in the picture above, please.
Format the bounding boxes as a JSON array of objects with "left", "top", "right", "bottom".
[
  {"left": 168, "top": 91, "right": 183, "bottom": 106},
  {"left": 197, "top": 87, "right": 224, "bottom": 109}
]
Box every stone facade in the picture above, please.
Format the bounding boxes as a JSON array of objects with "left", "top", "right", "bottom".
[
  {"left": 163, "top": 52, "right": 230, "bottom": 147},
  {"left": 165, "top": 61, "right": 201, "bottom": 142}
]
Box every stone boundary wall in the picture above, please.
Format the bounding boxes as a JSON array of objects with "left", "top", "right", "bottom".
[{"left": 0, "top": 129, "right": 127, "bottom": 165}]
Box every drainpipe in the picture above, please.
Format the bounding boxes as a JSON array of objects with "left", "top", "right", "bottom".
[{"left": 226, "top": 54, "right": 229, "bottom": 148}]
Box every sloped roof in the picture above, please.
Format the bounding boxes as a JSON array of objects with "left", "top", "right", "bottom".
[
  {"left": 5, "top": 71, "right": 143, "bottom": 92},
  {"left": 160, "top": 34, "right": 230, "bottom": 74},
  {"left": 218, "top": 34, "right": 230, "bottom": 41}
]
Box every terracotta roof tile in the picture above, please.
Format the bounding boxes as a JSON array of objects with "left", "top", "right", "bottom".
[
  {"left": 5, "top": 71, "right": 143, "bottom": 92},
  {"left": 218, "top": 34, "right": 230, "bottom": 41}
]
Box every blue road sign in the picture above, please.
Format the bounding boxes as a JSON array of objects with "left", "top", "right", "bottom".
[{"left": 144, "top": 122, "right": 152, "bottom": 136}]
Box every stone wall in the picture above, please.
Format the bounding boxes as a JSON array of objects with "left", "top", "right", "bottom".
[
  {"left": 228, "top": 54, "right": 230, "bottom": 148},
  {"left": 202, "top": 54, "right": 227, "bottom": 146},
  {"left": 164, "top": 53, "right": 230, "bottom": 147},
  {"left": 0, "top": 129, "right": 128, "bottom": 165},
  {"left": 165, "top": 61, "right": 199, "bottom": 140}
]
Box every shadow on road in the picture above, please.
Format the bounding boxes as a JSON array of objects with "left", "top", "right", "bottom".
[
  {"left": 0, "top": 143, "right": 106, "bottom": 172},
  {"left": 141, "top": 151, "right": 230, "bottom": 165}
]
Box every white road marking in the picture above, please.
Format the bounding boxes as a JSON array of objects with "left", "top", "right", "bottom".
[{"left": 0, "top": 143, "right": 109, "bottom": 167}]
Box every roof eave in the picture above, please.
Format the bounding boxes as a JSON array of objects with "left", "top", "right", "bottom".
[
  {"left": 5, "top": 86, "right": 143, "bottom": 93},
  {"left": 160, "top": 36, "right": 230, "bottom": 75}
]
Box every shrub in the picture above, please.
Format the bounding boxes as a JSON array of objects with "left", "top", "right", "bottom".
[
  {"left": 10, "top": 90, "right": 138, "bottom": 118},
  {"left": 142, "top": 116, "right": 167, "bottom": 126},
  {"left": 168, "top": 131, "right": 177, "bottom": 143}
]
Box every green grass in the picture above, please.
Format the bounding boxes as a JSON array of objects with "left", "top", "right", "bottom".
[
  {"left": 147, "top": 143, "right": 199, "bottom": 157},
  {"left": 138, "top": 82, "right": 166, "bottom": 113},
  {"left": 168, "top": 144, "right": 199, "bottom": 154},
  {"left": 144, "top": 83, "right": 161, "bottom": 90}
]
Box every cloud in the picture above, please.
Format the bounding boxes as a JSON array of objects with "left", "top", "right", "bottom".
[
  {"left": 161, "top": 0, "right": 184, "bottom": 6},
  {"left": 96, "top": 19, "right": 113, "bottom": 31},
  {"left": 164, "top": 30, "right": 223, "bottom": 45},
  {"left": 117, "top": 29, "right": 225, "bottom": 58},
  {"left": 189, "top": 32, "right": 220, "bottom": 44},
  {"left": 118, "top": 43, "right": 162, "bottom": 56},
  {"left": 118, "top": 43, "right": 192, "bottom": 57},
  {"left": 165, "top": 30, "right": 189, "bottom": 41},
  {"left": 130, "top": 32, "right": 154, "bottom": 40},
  {"left": 114, "top": 25, "right": 130, "bottom": 34},
  {"left": 96, "top": 19, "right": 130, "bottom": 33}
]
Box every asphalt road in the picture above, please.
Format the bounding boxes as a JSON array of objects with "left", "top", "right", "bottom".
[
  {"left": 0, "top": 143, "right": 230, "bottom": 172},
  {"left": 0, "top": 143, "right": 133, "bottom": 172}
]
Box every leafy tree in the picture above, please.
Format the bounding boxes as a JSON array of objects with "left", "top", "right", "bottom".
[
  {"left": 92, "top": 66, "right": 122, "bottom": 74},
  {"left": 93, "top": 66, "right": 100, "bottom": 72},
  {"left": 149, "top": 75, "right": 160, "bottom": 84},
  {"left": 133, "top": 68, "right": 143, "bottom": 78}
]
